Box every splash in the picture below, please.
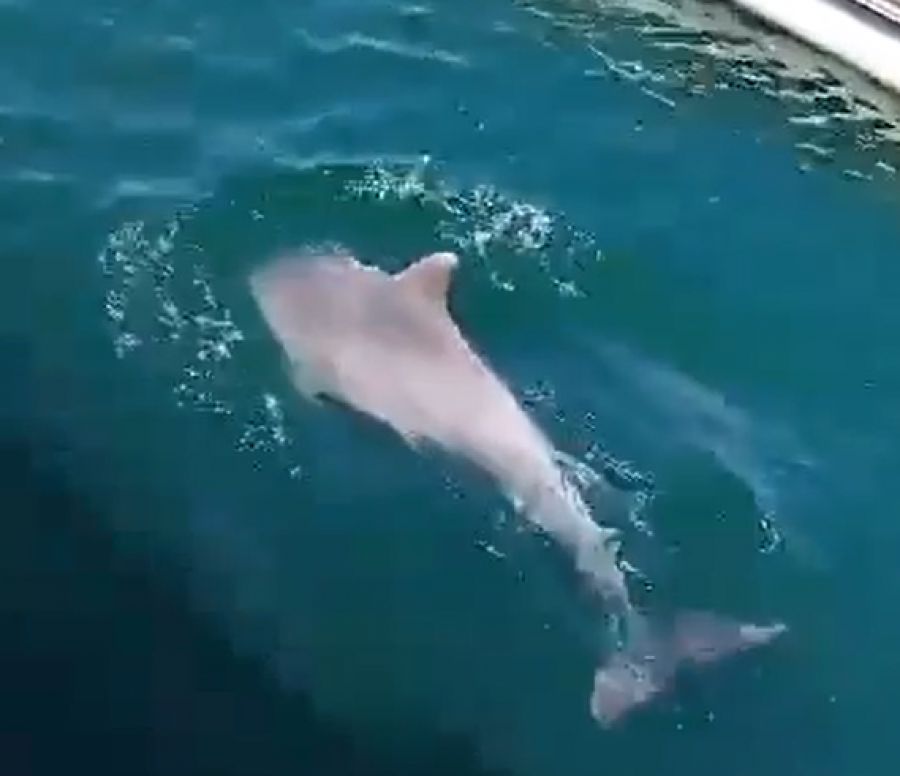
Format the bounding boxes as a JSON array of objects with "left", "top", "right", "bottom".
[{"left": 348, "top": 156, "right": 597, "bottom": 298}]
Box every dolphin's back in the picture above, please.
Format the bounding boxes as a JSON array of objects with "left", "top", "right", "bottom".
[
  {"left": 249, "top": 253, "right": 517, "bottom": 444},
  {"left": 252, "top": 254, "right": 462, "bottom": 355}
]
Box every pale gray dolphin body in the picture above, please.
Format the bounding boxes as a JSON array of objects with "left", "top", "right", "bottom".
[{"left": 249, "top": 250, "right": 786, "bottom": 726}]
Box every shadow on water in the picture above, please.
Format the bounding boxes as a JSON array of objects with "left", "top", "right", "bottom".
[{"left": 0, "top": 428, "right": 508, "bottom": 776}]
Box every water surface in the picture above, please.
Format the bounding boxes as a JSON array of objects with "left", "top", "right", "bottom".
[{"left": 3, "top": 0, "right": 900, "bottom": 775}]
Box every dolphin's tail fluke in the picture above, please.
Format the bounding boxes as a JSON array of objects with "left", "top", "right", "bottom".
[{"left": 589, "top": 611, "right": 787, "bottom": 726}]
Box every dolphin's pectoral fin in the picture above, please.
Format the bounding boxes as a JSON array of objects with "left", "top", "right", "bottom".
[
  {"left": 394, "top": 252, "right": 459, "bottom": 305},
  {"left": 284, "top": 353, "right": 329, "bottom": 405}
]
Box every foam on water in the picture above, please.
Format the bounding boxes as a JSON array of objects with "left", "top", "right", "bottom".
[
  {"left": 348, "top": 156, "right": 596, "bottom": 298},
  {"left": 96, "top": 209, "right": 296, "bottom": 468}
]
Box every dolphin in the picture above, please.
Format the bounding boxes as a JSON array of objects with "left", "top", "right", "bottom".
[{"left": 248, "top": 249, "right": 787, "bottom": 726}]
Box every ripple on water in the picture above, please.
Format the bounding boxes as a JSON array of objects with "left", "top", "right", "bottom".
[{"left": 295, "top": 27, "right": 470, "bottom": 68}]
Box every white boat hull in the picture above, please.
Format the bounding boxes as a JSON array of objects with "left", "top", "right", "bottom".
[{"left": 729, "top": 0, "right": 900, "bottom": 94}]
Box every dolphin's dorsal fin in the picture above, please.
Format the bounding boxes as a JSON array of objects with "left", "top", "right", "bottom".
[{"left": 394, "top": 252, "right": 458, "bottom": 305}]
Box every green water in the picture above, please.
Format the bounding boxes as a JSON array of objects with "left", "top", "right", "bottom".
[{"left": 3, "top": 0, "right": 900, "bottom": 774}]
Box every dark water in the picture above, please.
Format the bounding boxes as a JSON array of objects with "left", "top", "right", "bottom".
[{"left": 3, "top": 0, "right": 900, "bottom": 774}]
